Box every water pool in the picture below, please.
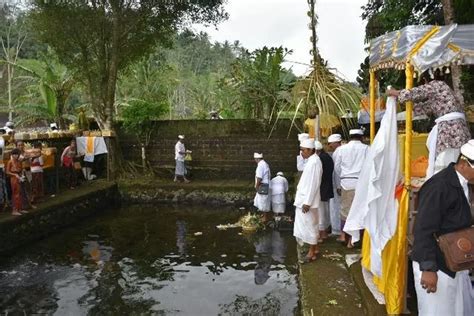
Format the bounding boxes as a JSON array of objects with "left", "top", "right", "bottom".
[{"left": 0, "top": 205, "right": 299, "bottom": 315}]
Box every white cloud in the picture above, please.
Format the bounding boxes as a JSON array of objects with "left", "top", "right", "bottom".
[{"left": 194, "top": 0, "right": 368, "bottom": 81}]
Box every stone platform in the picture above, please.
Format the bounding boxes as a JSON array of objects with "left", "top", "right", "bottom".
[{"left": 0, "top": 180, "right": 119, "bottom": 254}]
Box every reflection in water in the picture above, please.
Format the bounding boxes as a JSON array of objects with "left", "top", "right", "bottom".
[
  {"left": 176, "top": 220, "right": 187, "bottom": 256},
  {"left": 0, "top": 205, "right": 298, "bottom": 315},
  {"left": 254, "top": 231, "right": 288, "bottom": 285}
]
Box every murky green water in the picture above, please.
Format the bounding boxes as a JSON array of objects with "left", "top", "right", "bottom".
[{"left": 0, "top": 205, "right": 298, "bottom": 315}]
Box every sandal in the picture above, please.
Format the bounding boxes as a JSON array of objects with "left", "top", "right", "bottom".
[{"left": 12, "top": 211, "right": 22, "bottom": 216}]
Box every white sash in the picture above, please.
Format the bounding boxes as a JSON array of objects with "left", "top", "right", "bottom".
[{"left": 426, "top": 112, "right": 465, "bottom": 178}]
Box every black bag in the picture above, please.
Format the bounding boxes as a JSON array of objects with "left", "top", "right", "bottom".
[{"left": 257, "top": 183, "right": 269, "bottom": 195}]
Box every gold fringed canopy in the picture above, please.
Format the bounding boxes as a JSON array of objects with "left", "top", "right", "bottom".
[{"left": 369, "top": 24, "right": 474, "bottom": 74}]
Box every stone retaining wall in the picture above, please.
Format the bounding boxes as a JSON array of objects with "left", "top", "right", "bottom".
[{"left": 119, "top": 119, "right": 300, "bottom": 179}]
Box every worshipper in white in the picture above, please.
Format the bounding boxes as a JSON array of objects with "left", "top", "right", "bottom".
[
  {"left": 314, "top": 140, "right": 334, "bottom": 241},
  {"left": 270, "top": 171, "right": 288, "bottom": 216},
  {"left": 293, "top": 138, "right": 323, "bottom": 263},
  {"left": 343, "top": 96, "right": 399, "bottom": 276},
  {"left": 174, "top": 135, "right": 190, "bottom": 183},
  {"left": 253, "top": 152, "right": 272, "bottom": 222},
  {"left": 333, "top": 128, "right": 368, "bottom": 247},
  {"left": 296, "top": 133, "right": 310, "bottom": 172},
  {"left": 327, "top": 133, "right": 342, "bottom": 237},
  {"left": 411, "top": 140, "right": 474, "bottom": 316}
]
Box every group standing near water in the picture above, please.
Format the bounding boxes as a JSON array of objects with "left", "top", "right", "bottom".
[
  {"left": 250, "top": 75, "right": 474, "bottom": 315},
  {"left": 0, "top": 126, "right": 104, "bottom": 216}
]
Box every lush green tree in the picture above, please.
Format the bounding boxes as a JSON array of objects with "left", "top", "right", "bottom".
[
  {"left": 121, "top": 99, "right": 167, "bottom": 169},
  {"left": 0, "top": 3, "right": 27, "bottom": 121},
  {"left": 28, "top": 0, "right": 227, "bottom": 131},
  {"left": 28, "top": 0, "right": 226, "bottom": 175}
]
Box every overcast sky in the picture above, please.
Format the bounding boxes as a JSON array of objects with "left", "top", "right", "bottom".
[{"left": 194, "top": 0, "right": 368, "bottom": 81}]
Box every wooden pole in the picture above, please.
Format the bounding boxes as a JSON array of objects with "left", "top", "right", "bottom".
[{"left": 404, "top": 62, "right": 414, "bottom": 187}]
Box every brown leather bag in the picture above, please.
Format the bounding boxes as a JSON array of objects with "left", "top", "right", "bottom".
[{"left": 436, "top": 226, "right": 474, "bottom": 272}]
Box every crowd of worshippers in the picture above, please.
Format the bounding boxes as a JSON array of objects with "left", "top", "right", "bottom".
[
  {"left": 253, "top": 129, "right": 365, "bottom": 255},
  {"left": 0, "top": 137, "right": 102, "bottom": 216},
  {"left": 253, "top": 74, "right": 474, "bottom": 315}
]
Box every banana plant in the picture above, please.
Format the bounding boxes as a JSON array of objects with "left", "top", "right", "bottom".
[{"left": 12, "top": 55, "right": 76, "bottom": 129}]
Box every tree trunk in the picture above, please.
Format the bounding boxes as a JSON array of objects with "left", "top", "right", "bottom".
[
  {"left": 442, "top": 0, "right": 464, "bottom": 105},
  {"left": 7, "top": 63, "right": 13, "bottom": 121}
]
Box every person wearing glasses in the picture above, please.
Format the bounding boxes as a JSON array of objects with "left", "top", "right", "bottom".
[{"left": 411, "top": 139, "right": 474, "bottom": 316}]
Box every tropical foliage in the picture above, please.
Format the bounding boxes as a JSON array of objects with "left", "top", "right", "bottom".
[
  {"left": 229, "top": 46, "right": 296, "bottom": 120},
  {"left": 13, "top": 55, "right": 76, "bottom": 128}
]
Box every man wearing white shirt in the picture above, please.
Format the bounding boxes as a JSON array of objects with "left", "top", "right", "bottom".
[
  {"left": 174, "top": 135, "right": 190, "bottom": 183},
  {"left": 254, "top": 152, "right": 271, "bottom": 222},
  {"left": 270, "top": 171, "right": 288, "bottom": 216},
  {"left": 333, "top": 129, "right": 368, "bottom": 247},
  {"left": 293, "top": 138, "right": 323, "bottom": 263},
  {"left": 411, "top": 140, "right": 474, "bottom": 316}
]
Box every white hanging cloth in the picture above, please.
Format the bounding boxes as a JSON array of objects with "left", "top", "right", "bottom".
[{"left": 343, "top": 96, "right": 400, "bottom": 277}]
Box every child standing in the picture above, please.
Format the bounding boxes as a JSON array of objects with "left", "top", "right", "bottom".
[
  {"left": 61, "top": 139, "right": 78, "bottom": 189},
  {"left": 30, "top": 142, "right": 44, "bottom": 203}
]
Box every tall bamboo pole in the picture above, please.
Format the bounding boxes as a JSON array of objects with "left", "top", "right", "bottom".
[
  {"left": 404, "top": 62, "right": 414, "bottom": 187},
  {"left": 369, "top": 71, "right": 376, "bottom": 143}
]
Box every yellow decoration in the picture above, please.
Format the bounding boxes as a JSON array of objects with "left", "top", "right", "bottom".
[
  {"left": 374, "top": 188, "right": 409, "bottom": 314},
  {"left": 369, "top": 71, "right": 376, "bottom": 142}
]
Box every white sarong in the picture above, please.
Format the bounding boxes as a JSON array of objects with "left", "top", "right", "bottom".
[
  {"left": 413, "top": 261, "right": 474, "bottom": 316},
  {"left": 254, "top": 192, "right": 271, "bottom": 212},
  {"left": 329, "top": 189, "right": 341, "bottom": 235},
  {"left": 271, "top": 193, "right": 286, "bottom": 214},
  {"left": 318, "top": 201, "right": 330, "bottom": 231},
  {"left": 293, "top": 207, "right": 319, "bottom": 245},
  {"left": 426, "top": 112, "right": 465, "bottom": 178}
]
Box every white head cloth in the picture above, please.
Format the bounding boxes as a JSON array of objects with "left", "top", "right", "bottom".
[
  {"left": 328, "top": 133, "right": 342, "bottom": 143},
  {"left": 254, "top": 152, "right": 263, "bottom": 159},
  {"left": 349, "top": 129, "right": 364, "bottom": 136},
  {"left": 178, "top": 135, "right": 185, "bottom": 140},
  {"left": 298, "top": 133, "right": 310, "bottom": 142},
  {"left": 461, "top": 140, "right": 474, "bottom": 160},
  {"left": 314, "top": 140, "right": 323, "bottom": 150},
  {"left": 300, "top": 138, "right": 315, "bottom": 149},
  {"left": 277, "top": 171, "right": 284, "bottom": 176}
]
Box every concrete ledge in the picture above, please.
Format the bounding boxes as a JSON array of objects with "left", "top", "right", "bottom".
[
  {"left": 298, "top": 239, "right": 365, "bottom": 316},
  {"left": 119, "top": 179, "right": 258, "bottom": 206},
  {"left": 348, "top": 261, "right": 387, "bottom": 316},
  {"left": 0, "top": 180, "right": 119, "bottom": 254}
]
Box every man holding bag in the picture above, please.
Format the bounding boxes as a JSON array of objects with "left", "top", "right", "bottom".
[
  {"left": 412, "top": 140, "right": 474, "bottom": 316},
  {"left": 253, "top": 153, "right": 271, "bottom": 222}
]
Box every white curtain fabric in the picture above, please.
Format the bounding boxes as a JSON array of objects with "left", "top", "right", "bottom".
[{"left": 343, "top": 96, "right": 400, "bottom": 277}]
